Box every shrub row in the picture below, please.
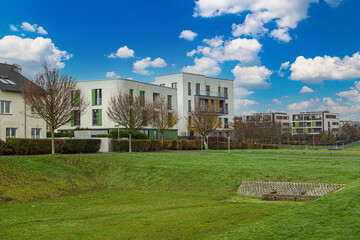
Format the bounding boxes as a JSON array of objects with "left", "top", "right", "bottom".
[
  {"left": 112, "top": 140, "right": 201, "bottom": 152},
  {"left": 208, "top": 141, "right": 278, "bottom": 150},
  {"left": 6, "top": 138, "right": 101, "bottom": 155},
  {"left": 47, "top": 131, "right": 74, "bottom": 138},
  {"left": 0, "top": 140, "right": 5, "bottom": 155},
  {"left": 109, "top": 130, "right": 148, "bottom": 139}
]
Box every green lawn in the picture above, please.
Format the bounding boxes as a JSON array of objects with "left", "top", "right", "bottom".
[{"left": 1, "top": 153, "right": 360, "bottom": 239}]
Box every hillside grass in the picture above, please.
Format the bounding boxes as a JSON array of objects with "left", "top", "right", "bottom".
[{"left": 1, "top": 153, "right": 360, "bottom": 239}]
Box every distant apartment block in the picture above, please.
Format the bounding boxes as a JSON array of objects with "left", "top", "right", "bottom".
[
  {"left": 0, "top": 63, "right": 46, "bottom": 141},
  {"left": 235, "top": 112, "right": 291, "bottom": 133},
  {"left": 292, "top": 111, "right": 339, "bottom": 136},
  {"left": 339, "top": 120, "right": 360, "bottom": 127},
  {"left": 58, "top": 78, "right": 178, "bottom": 140},
  {"left": 151, "top": 73, "right": 234, "bottom": 137}
]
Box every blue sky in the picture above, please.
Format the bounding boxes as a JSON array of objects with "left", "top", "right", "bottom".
[{"left": 1, "top": 0, "right": 360, "bottom": 119}]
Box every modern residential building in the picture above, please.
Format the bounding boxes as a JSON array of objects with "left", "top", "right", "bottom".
[
  {"left": 58, "top": 78, "right": 178, "bottom": 139},
  {"left": 235, "top": 112, "right": 291, "bottom": 133},
  {"left": 151, "top": 72, "right": 234, "bottom": 137},
  {"left": 0, "top": 63, "right": 46, "bottom": 141},
  {"left": 292, "top": 111, "right": 339, "bottom": 136},
  {"left": 339, "top": 120, "right": 360, "bottom": 127}
]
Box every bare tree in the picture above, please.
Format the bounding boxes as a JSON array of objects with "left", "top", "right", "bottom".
[
  {"left": 232, "top": 118, "right": 246, "bottom": 142},
  {"left": 187, "top": 105, "right": 219, "bottom": 149},
  {"left": 22, "top": 64, "right": 88, "bottom": 154},
  {"left": 107, "top": 92, "right": 152, "bottom": 152},
  {"left": 151, "top": 96, "right": 178, "bottom": 142}
]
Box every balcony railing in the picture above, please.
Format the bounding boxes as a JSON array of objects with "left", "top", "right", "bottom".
[{"left": 196, "top": 90, "right": 228, "bottom": 98}]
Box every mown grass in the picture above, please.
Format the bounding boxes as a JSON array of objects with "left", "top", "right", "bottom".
[{"left": 0, "top": 153, "right": 360, "bottom": 239}]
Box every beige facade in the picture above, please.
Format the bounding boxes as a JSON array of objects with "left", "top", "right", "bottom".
[{"left": 0, "top": 89, "right": 46, "bottom": 141}]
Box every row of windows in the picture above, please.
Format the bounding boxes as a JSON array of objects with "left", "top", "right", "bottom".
[
  {"left": 187, "top": 83, "right": 228, "bottom": 96},
  {"left": 71, "top": 109, "right": 102, "bottom": 126},
  {"left": 4, "top": 128, "right": 41, "bottom": 138}
]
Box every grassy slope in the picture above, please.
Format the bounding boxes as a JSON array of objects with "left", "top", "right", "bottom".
[{"left": 0, "top": 153, "right": 360, "bottom": 239}]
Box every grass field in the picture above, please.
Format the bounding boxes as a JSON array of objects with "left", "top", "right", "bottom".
[{"left": 1, "top": 151, "right": 360, "bottom": 239}]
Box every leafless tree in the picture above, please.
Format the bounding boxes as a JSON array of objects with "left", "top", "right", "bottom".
[
  {"left": 107, "top": 92, "right": 152, "bottom": 152},
  {"left": 187, "top": 105, "right": 219, "bottom": 149},
  {"left": 231, "top": 118, "right": 246, "bottom": 142},
  {"left": 22, "top": 64, "right": 88, "bottom": 154},
  {"left": 151, "top": 96, "right": 178, "bottom": 142}
]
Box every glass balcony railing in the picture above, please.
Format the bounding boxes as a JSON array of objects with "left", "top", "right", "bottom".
[{"left": 196, "top": 90, "right": 228, "bottom": 98}]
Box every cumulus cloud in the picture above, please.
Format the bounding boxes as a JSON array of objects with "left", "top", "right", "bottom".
[
  {"left": 290, "top": 52, "right": 360, "bottom": 83},
  {"left": 0, "top": 35, "right": 72, "bottom": 76},
  {"left": 231, "top": 65, "right": 272, "bottom": 89},
  {"left": 16, "top": 22, "right": 48, "bottom": 35},
  {"left": 21, "top": 22, "right": 36, "bottom": 32},
  {"left": 287, "top": 98, "right": 319, "bottom": 111},
  {"left": 9, "top": 24, "right": 18, "bottom": 31},
  {"left": 194, "top": 0, "right": 341, "bottom": 42},
  {"left": 37, "top": 26, "right": 48, "bottom": 35},
  {"left": 325, "top": 0, "right": 344, "bottom": 8},
  {"left": 133, "top": 57, "right": 167, "bottom": 75},
  {"left": 234, "top": 99, "right": 259, "bottom": 110},
  {"left": 273, "top": 99, "right": 282, "bottom": 105},
  {"left": 182, "top": 57, "right": 221, "bottom": 76},
  {"left": 235, "top": 87, "right": 254, "bottom": 98},
  {"left": 278, "top": 61, "right": 290, "bottom": 76},
  {"left": 105, "top": 71, "right": 120, "bottom": 78},
  {"left": 300, "top": 86, "right": 315, "bottom": 93},
  {"left": 108, "top": 46, "right": 135, "bottom": 58},
  {"left": 179, "top": 30, "right": 198, "bottom": 41}
]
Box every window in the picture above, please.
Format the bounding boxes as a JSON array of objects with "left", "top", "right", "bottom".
[
  {"left": 0, "top": 101, "right": 10, "bottom": 114},
  {"left": 171, "top": 82, "right": 177, "bottom": 88},
  {"left": 0, "top": 77, "right": 16, "bottom": 85},
  {"left": 71, "top": 110, "right": 81, "bottom": 126},
  {"left": 92, "top": 109, "right": 102, "bottom": 125},
  {"left": 188, "top": 82, "right": 191, "bottom": 95},
  {"left": 218, "top": 86, "right": 221, "bottom": 93},
  {"left": 160, "top": 84, "right": 165, "bottom": 87},
  {"left": 196, "top": 83, "right": 200, "bottom": 95},
  {"left": 167, "top": 95, "right": 172, "bottom": 109},
  {"left": 225, "top": 103, "right": 228, "bottom": 114},
  {"left": 224, "top": 118, "right": 229, "bottom": 128},
  {"left": 31, "top": 128, "right": 41, "bottom": 139},
  {"left": 332, "top": 122, "right": 339, "bottom": 125},
  {"left": 140, "top": 91, "right": 145, "bottom": 106},
  {"left": 129, "top": 89, "right": 133, "bottom": 97},
  {"left": 71, "top": 90, "right": 81, "bottom": 106},
  {"left": 206, "top": 85, "right": 210, "bottom": 94},
  {"left": 31, "top": 106, "right": 36, "bottom": 114},
  {"left": 224, "top": 87, "right": 228, "bottom": 97},
  {"left": 92, "top": 89, "right": 102, "bottom": 105},
  {"left": 188, "top": 100, "right": 191, "bottom": 112},
  {"left": 6, "top": 128, "right": 16, "bottom": 138}
]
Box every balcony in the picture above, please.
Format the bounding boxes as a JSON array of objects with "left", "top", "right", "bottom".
[{"left": 196, "top": 90, "right": 228, "bottom": 99}]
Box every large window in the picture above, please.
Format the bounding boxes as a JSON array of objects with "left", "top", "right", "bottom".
[
  {"left": 167, "top": 95, "right": 172, "bottom": 109},
  {"left": 188, "top": 82, "right": 191, "bottom": 95},
  {"left": 71, "top": 110, "right": 81, "bottom": 126},
  {"left": 92, "top": 89, "right": 102, "bottom": 105},
  {"left": 6, "top": 128, "right": 16, "bottom": 138},
  {"left": 140, "top": 91, "right": 145, "bottom": 106},
  {"left": 71, "top": 90, "right": 81, "bottom": 106},
  {"left": 188, "top": 100, "right": 191, "bottom": 112},
  {"left": 92, "top": 109, "right": 102, "bottom": 125},
  {"left": 0, "top": 101, "right": 10, "bottom": 114},
  {"left": 196, "top": 83, "right": 200, "bottom": 95},
  {"left": 31, "top": 128, "right": 41, "bottom": 139}
]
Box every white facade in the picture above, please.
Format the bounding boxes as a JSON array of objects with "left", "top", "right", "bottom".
[
  {"left": 58, "top": 78, "right": 178, "bottom": 139},
  {"left": 151, "top": 73, "right": 234, "bottom": 136},
  {"left": 235, "top": 112, "right": 291, "bottom": 133}
]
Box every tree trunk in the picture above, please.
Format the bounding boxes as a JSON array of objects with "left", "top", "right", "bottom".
[
  {"left": 51, "top": 130, "right": 55, "bottom": 155},
  {"left": 129, "top": 133, "right": 132, "bottom": 153}
]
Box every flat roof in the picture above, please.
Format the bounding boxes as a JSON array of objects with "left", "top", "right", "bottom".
[
  {"left": 155, "top": 72, "right": 234, "bottom": 82},
  {"left": 76, "top": 78, "right": 176, "bottom": 90}
]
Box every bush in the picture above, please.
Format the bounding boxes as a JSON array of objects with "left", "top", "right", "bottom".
[
  {"left": 47, "top": 131, "right": 74, "bottom": 138},
  {"left": 112, "top": 140, "right": 199, "bottom": 152},
  {"left": 109, "top": 130, "right": 148, "bottom": 139},
  {"left": 6, "top": 138, "right": 101, "bottom": 155},
  {"left": 0, "top": 140, "right": 4, "bottom": 155},
  {"left": 208, "top": 141, "right": 278, "bottom": 150},
  {"left": 96, "top": 134, "right": 112, "bottom": 138}
]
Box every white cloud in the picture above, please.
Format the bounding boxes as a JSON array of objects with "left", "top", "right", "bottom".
[
  {"left": 290, "top": 52, "right": 360, "bottom": 83},
  {"left": 9, "top": 24, "right": 18, "bottom": 31},
  {"left": 192, "top": 36, "right": 262, "bottom": 64},
  {"left": 287, "top": 98, "right": 319, "bottom": 111},
  {"left": 234, "top": 99, "right": 259, "bottom": 110},
  {"left": 235, "top": 87, "right": 254, "bottom": 98},
  {"left": 108, "top": 46, "right": 135, "bottom": 58},
  {"left": 21, "top": 22, "right": 36, "bottom": 32},
  {"left": 231, "top": 65, "right": 272, "bottom": 89},
  {"left": 324, "top": 0, "right": 344, "bottom": 8},
  {"left": 300, "top": 86, "right": 315, "bottom": 93},
  {"left": 0, "top": 35, "right": 72, "bottom": 76},
  {"left": 182, "top": 57, "right": 221, "bottom": 76},
  {"left": 186, "top": 49, "right": 197, "bottom": 57},
  {"left": 194, "top": 0, "right": 342, "bottom": 43},
  {"left": 37, "top": 26, "right": 48, "bottom": 35},
  {"left": 179, "top": 30, "right": 198, "bottom": 41},
  {"left": 278, "top": 61, "right": 290, "bottom": 76},
  {"left": 106, "top": 71, "right": 120, "bottom": 78},
  {"left": 133, "top": 57, "right": 167, "bottom": 75},
  {"left": 273, "top": 99, "right": 282, "bottom": 104}
]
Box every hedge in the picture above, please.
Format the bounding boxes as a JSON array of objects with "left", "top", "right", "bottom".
[
  {"left": 6, "top": 138, "right": 101, "bottom": 155},
  {"left": 208, "top": 141, "right": 278, "bottom": 150},
  {"left": 0, "top": 140, "right": 4, "bottom": 155},
  {"left": 47, "top": 131, "right": 74, "bottom": 138},
  {"left": 109, "top": 130, "right": 148, "bottom": 139},
  {"left": 112, "top": 140, "right": 200, "bottom": 152}
]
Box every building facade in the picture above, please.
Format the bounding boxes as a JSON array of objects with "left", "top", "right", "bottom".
[
  {"left": 151, "top": 73, "right": 234, "bottom": 137},
  {"left": 58, "top": 78, "right": 178, "bottom": 139},
  {"left": 292, "top": 111, "right": 339, "bottom": 136},
  {"left": 235, "top": 112, "right": 290, "bottom": 133},
  {"left": 0, "top": 63, "right": 46, "bottom": 141}
]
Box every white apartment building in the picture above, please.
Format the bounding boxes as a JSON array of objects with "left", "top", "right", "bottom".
[
  {"left": 58, "top": 78, "right": 178, "bottom": 139},
  {"left": 151, "top": 73, "right": 234, "bottom": 137},
  {"left": 235, "top": 112, "right": 291, "bottom": 133},
  {"left": 339, "top": 120, "right": 360, "bottom": 127},
  {"left": 0, "top": 63, "right": 46, "bottom": 141},
  {"left": 292, "top": 111, "right": 340, "bottom": 136}
]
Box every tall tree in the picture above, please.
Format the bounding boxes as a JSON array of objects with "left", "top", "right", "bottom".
[
  {"left": 187, "top": 105, "right": 219, "bottom": 149},
  {"left": 22, "top": 64, "right": 88, "bottom": 154},
  {"left": 151, "top": 96, "right": 178, "bottom": 142},
  {"left": 107, "top": 92, "right": 152, "bottom": 152}
]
